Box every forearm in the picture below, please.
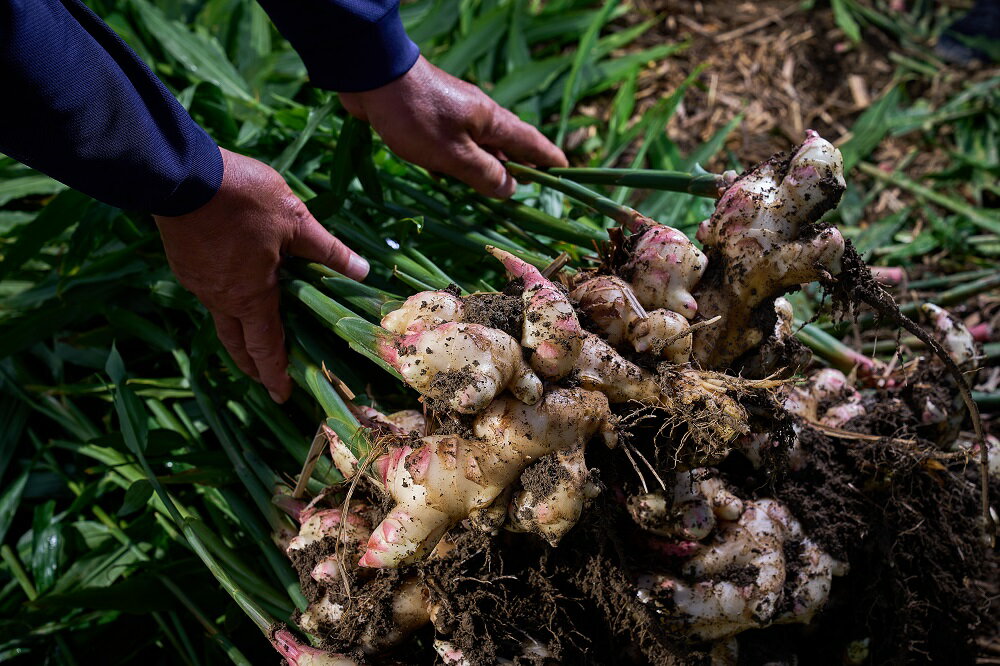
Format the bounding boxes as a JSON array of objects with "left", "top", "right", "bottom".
[
  {"left": 0, "top": 0, "right": 222, "bottom": 215},
  {"left": 254, "top": 0, "right": 419, "bottom": 91}
]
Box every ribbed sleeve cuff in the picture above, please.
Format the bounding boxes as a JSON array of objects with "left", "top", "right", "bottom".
[
  {"left": 152, "top": 133, "right": 224, "bottom": 217},
  {"left": 298, "top": 7, "right": 420, "bottom": 92}
]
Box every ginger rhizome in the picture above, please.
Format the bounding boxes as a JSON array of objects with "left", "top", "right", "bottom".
[
  {"left": 360, "top": 388, "right": 614, "bottom": 567},
  {"left": 636, "top": 494, "right": 845, "bottom": 642},
  {"left": 274, "top": 132, "right": 907, "bottom": 665},
  {"left": 379, "top": 321, "right": 542, "bottom": 413},
  {"left": 692, "top": 130, "right": 847, "bottom": 369}
]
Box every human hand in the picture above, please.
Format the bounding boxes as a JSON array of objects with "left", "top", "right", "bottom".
[
  {"left": 154, "top": 148, "right": 369, "bottom": 402},
  {"left": 339, "top": 56, "right": 567, "bottom": 198}
]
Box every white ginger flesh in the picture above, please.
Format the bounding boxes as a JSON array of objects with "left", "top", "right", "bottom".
[
  {"left": 434, "top": 640, "right": 471, "bottom": 666},
  {"left": 693, "top": 131, "right": 847, "bottom": 368},
  {"left": 359, "top": 577, "right": 438, "bottom": 654},
  {"left": 508, "top": 443, "right": 600, "bottom": 545},
  {"left": 434, "top": 637, "right": 552, "bottom": 666},
  {"left": 778, "top": 368, "right": 864, "bottom": 469},
  {"left": 571, "top": 275, "right": 692, "bottom": 362},
  {"left": 783, "top": 368, "right": 865, "bottom": 428},
  {"left": 954, "top": 434, "right": 1000, "bottom": 480},
  {"left": 324, "top": 425, "right": 361, "bottom": 481},
  {"left": 381, "top": 290, "right": 464, "bottom": 335},
  {"left": 487, "top": 246, "right": 583, "bottom": 380},
  {"left": 288, "top": 505, "right": 373, "bottom": 636},
  {"left": 298, "top": 593, "right": 345, "bottom": 635},
  {"left": 385, "top": 409, "right": 427, "bottom": 435},
  {"left": 359, "top": 388, "right": 614, "bottom": 567},
  {"left": 637, "top": 498, "right": 844, "bottom": 641},
  {"left": 628, "top": 468, "right": 744, "bottom": 541},
  {"left": 922, "top": 303, "right": 978, "bottom": 368},
  {"left": 379, "top": 322, "right": 543, "bottom": 414},
  {"left": 575, "top": 333, "right": 663, "bottom": 403},
  {"left": 622, "top": 223, "right": 708, "bottom": 319},
  {"left": 287, "top": 506, "right": 371, "bottom": 558}
]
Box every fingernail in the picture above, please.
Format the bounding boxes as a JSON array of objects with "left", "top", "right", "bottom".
[
  {"left": 268, "top": 389, "right": 284, "bottom": 403},
  {"left": 345, "top": 254, "right": 370, "bottom": 281},
  {"left": 494, "top": 173, "right": 516, "bottom": 199}
]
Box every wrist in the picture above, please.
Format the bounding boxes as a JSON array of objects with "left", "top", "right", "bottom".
[{"left": 152, "top": 141, "right": 224, "bottom": 218}]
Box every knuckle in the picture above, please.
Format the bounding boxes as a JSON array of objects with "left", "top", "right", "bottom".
[{"left": 244, "top": 341, "right": 273, "bottom": 358}]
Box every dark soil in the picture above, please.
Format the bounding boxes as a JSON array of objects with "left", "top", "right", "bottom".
[
  {"left": 290, "top": 372, "right": 994, "bottom": 665},
  {"left": 463, "top": 282, "right": 525, "bottom": 340}
]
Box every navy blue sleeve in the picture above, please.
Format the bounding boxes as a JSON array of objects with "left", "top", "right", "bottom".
[
  {"left": 0, "top": 0, "right": 223, "bottom": 216},
  {"left": 256, "top": 0, "right": 420, "bottom": 92}
]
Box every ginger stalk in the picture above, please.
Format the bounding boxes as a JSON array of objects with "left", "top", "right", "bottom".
[
  {"left": 487, "top": 246, "right": 583, "bottom": 380},
  {"left": 379, "top": 321, "right": 543, "bottom": 413},
  {"left": 571, "top": 275, "right": 692, "bottom": 362},
  {"left": 359, "top": 388, "right": 614, "bottom": 567},
  {"left": 693, "top": 131, "right": 847, "bottom": 369}
]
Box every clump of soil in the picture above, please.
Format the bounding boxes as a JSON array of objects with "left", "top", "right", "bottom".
[
  {"left": 462, "top": 279, "right": 525, "bottom": 339},
  {"left": 769, "top": 426, "right": 990, "bottom": 664}
]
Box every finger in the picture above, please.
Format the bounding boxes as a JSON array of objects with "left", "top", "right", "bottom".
[
  {"left": 211, "top": 312, "right": 259, "bottom": 380},
  {"left": 239, "top": 292, "right": 293, "bottom": 403},
  {"left": 287, "top": 213, "right": 370, "bottom": 281},
  {"left": 483, "top": 108, "right": 568, "bottom": 168},
  {"left": 443, "top": 141, "right": 516, "bottom": 199}
]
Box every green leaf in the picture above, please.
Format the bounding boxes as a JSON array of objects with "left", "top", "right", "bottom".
[
  {"left": 31, "top": 501, "right": 62, "bottom": 594},
  {"left": 840, "top": 84, "right": 903, "bottom": 171},
  {"left": 131, "top": 0, "right": 253, "bottom": 102},
  {"left": 105, "top": 344, "right": 149, "bottom": 456},
  {"left": 272, "top": 98, "right": 335, "bottom": 175},
  {"left": 105, "top": 343, "right": 126, "bottom": 386},
  {"left": 0, "top": 465, "right": 30, "bottom": 545},
  {"left": 523, "top": 6, "right": 627, "bottom": 43},
  {"left": 0, "top": 396, "right": 27, "bottom": 484},
  {"left": 507, "top": 0, "right": 532, "bottom": 70},
  {"left": 118, "top": 480, "right": 154, "bottom": 517},
  {"left": 407, "top": 0, "right": 462, "bottom": 44},
  {"left": 831, "top": 0, "right": 862, "bottom": 43},
  {"left": 557, "top": 0, "right": 619, "bottom": 147},
  {"left": 491, "top": 55, "right": 571, "bottom": 108},
  {"left": 885, "top": 229, "right": 940, "bottom": 262},
  {"left": 187, "top": 81, "right": 239, "bottom": 143},
  {"left": 0, "top": 175, "right": 65, "bottom": 208},
  {"left": 334, "top": 317, "right": 401, "bottom": 380},
  {"left": 0, "top": 190, "right": 92, "bottom": 280},
  {"left": 853, "top": 209, "right": 908, "bottom": 259},
  {"left": 354, "top": 128, "right": 384, "bottom": 205},
  {"left": 436, "top": 4, "right": 510, "bottom": 76}
]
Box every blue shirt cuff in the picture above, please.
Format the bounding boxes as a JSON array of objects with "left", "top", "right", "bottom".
[
  {"left": 256, "top": 0, "right": 421, "bottom": 93},
  {"left": 154, "top": 137, "right": 223, "bottom": 217}
]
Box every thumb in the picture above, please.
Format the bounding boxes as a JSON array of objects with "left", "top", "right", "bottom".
[
  {"left": 444, "top": 141, "right": 516, "bottom": 199},
  {"left": 287, "top": 214, "right": 370, "bottom": 281}
]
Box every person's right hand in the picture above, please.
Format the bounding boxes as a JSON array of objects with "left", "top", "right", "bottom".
[
  {"left": 340, "top": 56, "right": 567, "bottom": 199},
  {"left": 154, "top": 147, "right": 369, "bottom": 403}
]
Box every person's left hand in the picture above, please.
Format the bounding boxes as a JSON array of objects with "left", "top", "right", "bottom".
[{"left": 340, "top": 56, "right": 567, "bottom": 198}]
